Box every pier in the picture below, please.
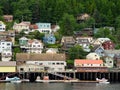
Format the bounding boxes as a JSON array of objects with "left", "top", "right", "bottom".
[{"left": 0, "top": 70, "right": 120, "bottom": 83}]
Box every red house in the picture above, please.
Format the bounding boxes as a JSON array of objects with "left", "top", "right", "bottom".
[{"left": 102, "top": 41, "right": 114, "bottom": 50}]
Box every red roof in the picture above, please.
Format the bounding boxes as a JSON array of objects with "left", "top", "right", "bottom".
[
  {"left": 29, "top": 24, "right": 38, "bottom": 29},
  {"left": 75, "top": 59, "right": 103, "bottom": 64}
]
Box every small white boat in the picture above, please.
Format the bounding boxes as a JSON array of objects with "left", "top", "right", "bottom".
[
  {"left": 96, "top": 78, "right": 110, "bottom": 84},
  {"left": 5, "top": 76, "right": 22, "bottom": 83}
]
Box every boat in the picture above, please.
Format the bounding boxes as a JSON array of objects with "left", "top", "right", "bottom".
[
  {"left": 96, "top": 78, "right": 110, "bottom": 84},
  {"left": 5, "top": 76, "right": 22, "bottom": 83},
  {"left": 35, "top": 76, "right": 42, "bottom": 82}
]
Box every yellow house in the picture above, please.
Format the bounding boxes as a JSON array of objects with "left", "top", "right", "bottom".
[{"left": 0, "top": 61, "right": 16, "bottom": 72}]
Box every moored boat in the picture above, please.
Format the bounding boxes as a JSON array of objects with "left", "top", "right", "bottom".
[{"left": 96, "top": 78, "right": 110, "bottom": 84}]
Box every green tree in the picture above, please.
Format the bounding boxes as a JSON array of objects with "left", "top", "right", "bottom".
[
  {"left": 68, "top": 45, "right": 88, "bottom": 60},
  {"left": 94, "top": 28, "right": 111, "bottom": 38},
  {"left": 59, "top": 13, "right": 76, "bottom": 36}
]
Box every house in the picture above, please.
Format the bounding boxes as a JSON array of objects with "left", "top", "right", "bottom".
[
  {"left": 13, "top": 21, "right": 30, "bottom": 33},
  {"left": 74, "top": 59, "right": 108, "bottom": 72},
  {"left": 51, "top": 24, "right": 60, "bottom": 32},
  {"left": 97, "top": 38, "right": 110, "bottom": 44},
  {"left": 91, "top": 39, "right": 102, "bottom": 46},
  {"left": 36, "top": 23, "right": 52, "bottom": 33},
  {"left": 46, "top": 48, "right": 58, "bottom": 54},
  {"left": 86, "top": 52, "right": 100, "bottom": 60},
  {"left": 16, "top": 53, "right": 66, "bottom": 72},
  {"left": 104, "top": 50, "right": 120, "bottom": 58},
  {"left": 91, "top": 45, "right": 105, "bottom": 57},
  {"left": 1, "top": 49, "right": 12, "bottom": 61},
  {"left": 0, "top": 31, "right": 15, "bottom": 44},
  {"left": 61, "top": 36, "right": 76, "bottom": 50},
  {"left": 3, "top": 15, "right": 13, "bottom": 22},
  {"left": 0, "top": 21, "right": 6, "bottom": 32},
  {"left": 29, "top": 24, "right": 38, "bottom": 30},
  {"left": 26, "top": 39, "right": 44, "bottom": 53},
  {"left": 76, "top": 13, "right": 90, "bottom": 23},
  {"left": 19, "top": 37, "right": 29, "bottom": 48},
  {"left": 43, "top": 33, "right": 56, "bottom": 44},
  {"left": 0, "top": 61, "right": 16, "bottom": 72},
  {"left": 103, "top": 56, "right": 114, "bottom": 68},
  {"left": 74, "top": 28, "right": 94, "bottom": 37},
  {"left": 0, "top": 40, "right": 12, "bottom": 53},
  {"left": 114, "top": 54, "right": 120, "bottom": 68},
  {"left": 76, "top": 37, "right": 93, "bottom": 52},
  {"left": 102, "top": 41, "right": 114, "bottom": 50}
]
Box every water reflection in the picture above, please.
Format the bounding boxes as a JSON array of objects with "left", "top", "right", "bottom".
[{"left": 0, "top": 82, "right": 120, "bottom": 90}]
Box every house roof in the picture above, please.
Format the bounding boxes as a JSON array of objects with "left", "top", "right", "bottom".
[
  {"left": 16, "top": 53, "right": 66, "bottom": 61},
  {"left": 3, "top": 15, "right": 13, "bottom": 18},
  {"left": 75, "top": 59, "right": 103, "bottom": 64},
  {"left": 91, "top": 45, "right": 104, "bottom": 52},
  {"left": 29, "top": 24, "right": 38, "bottom": 29},
  {"left": 0, "top": 61, "right": 16, "bottom": 66},
  {"left": 61, "top": 36, "right": 75, "bottom": 43}
]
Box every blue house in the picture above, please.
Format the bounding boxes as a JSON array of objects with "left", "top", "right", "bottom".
[
  {"left": 36, "top": 22, "right": 51, "bottom": 33},
  {"left": 43, "top": 34, "right": 56, "bottom": 44},
  {"left": 91, "top": 45, "right": 105, "bottom": 57}
]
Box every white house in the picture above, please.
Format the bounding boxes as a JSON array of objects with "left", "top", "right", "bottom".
[
  {"left": 76, "top": 37, "right": 93, "bottom": 52},
  {"left": 0, "top": 40, "right": 12, "bottom": 53},
  {"left": 16, "top": 53, "right": 66, "bottom": 72},
  {"left": 0, "top": 21, "right": 6, "bottom": 31},
  {"left": 26, "top": 39, "right": 44, "bottom": 53},
  {"left": 46, "top": 48, "right": 58, "bottom": 54},
  {"left": 36, "top": 23, "right": 52, "bottom": 33},
  {"left": 97, "top": 38, "right": 110, "bottom": 44},
  {"left": 13, "top": 21, "right": 30, "bottom": 33},
  {"left": 1, "top": 50, "right": 12, "bottom": 61},
  {"left": 86, "top": 52, "right": 100, "bottom": 60}
]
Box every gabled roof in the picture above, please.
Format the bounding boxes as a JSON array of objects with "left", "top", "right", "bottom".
[
  {"left": 61, "top": 36, "right": 75, "bottom": 43},
  {"left": 75, "top": 59, "right": 103, "bottom": 64},
  {"left": 91, "top": 45, "right": 104, "bottom": 52},
  {"left": 16, "top": 53, "right": 66, "bottom": 61}
]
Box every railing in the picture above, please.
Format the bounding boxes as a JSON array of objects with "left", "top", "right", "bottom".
[{"left": 48, "top": 72, "right": 73, "bottom": 80}]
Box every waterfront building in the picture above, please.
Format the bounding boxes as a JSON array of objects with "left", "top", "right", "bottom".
[
  {"left": 74, "top": 59, "right": 108, "bottom": 72},
  {"left": 16, "top": 53, "right": 66, "bottom": 72},
  {"left": 0, "top": 61, "right": 16, "bottom": 72}
]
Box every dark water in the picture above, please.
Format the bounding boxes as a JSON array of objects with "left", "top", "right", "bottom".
[{"left": 0, "top": 83, "right": 120, "bottom": 90}]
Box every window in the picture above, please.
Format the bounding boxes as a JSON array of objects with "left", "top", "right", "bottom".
[
  {"left": 20, "top": 68, "right": 24, "bottom": 71},
  {"left": 109, "top": 61, "right": 112, "bottom": 63},
  {"left": 52, "top": 63, "right": 55, "bottom": 65},
  {"left": 61, "top": 63, "right": 64, "bottom": 65},
  {"left": 39, "top": 63, "right": 43, "bottom": 65},
  {"left": 56, "top": 63, "right": 60, "bottom": 65}
]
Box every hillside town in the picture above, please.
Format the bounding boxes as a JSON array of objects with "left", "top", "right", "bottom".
[{"left": 0, "top": 14, "right": 120, "bottom": 74}]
